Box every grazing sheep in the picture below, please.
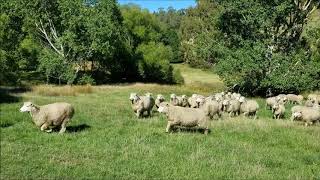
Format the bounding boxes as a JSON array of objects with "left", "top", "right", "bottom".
[
  {"left": 292, "top": 108, "right": 320, "bottom": 126},
  {"left": 239, "top": 97, "right": 259, "bottom": 120},
  {"left": 155, "top": 94, "right": 165, "bottom": 108},
  {"left": 158, "top": 104, "right": 210, "bottom": 134},
  {"left": 223, "top": 99, "right": 241, "bottom": 117},
  {"left": 129, "top": 93, "right": 155, "bottom": 118},
  {"left": 286, "top": 94, "right": 303, "bottom": 104},
  {"left": 272, "top": 103, "right": 285, "bottom": 119},
  {"left": 20, "top": 102, "right": 74, "bottom": 133}
]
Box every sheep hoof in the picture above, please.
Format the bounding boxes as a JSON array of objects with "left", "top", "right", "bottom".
[{"left": 45, "top": 129, "right": 52, "bottom": 133}]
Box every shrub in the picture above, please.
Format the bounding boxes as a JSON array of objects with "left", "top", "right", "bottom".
[
  {"left": 136, "top": 42, "right": 180, "bottom": 84},
  {"left": 77, "top": 74, "right": 96, "bottom": 85}
]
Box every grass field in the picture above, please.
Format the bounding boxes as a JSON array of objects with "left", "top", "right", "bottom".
[{"left": 1, "top": 65, "right": 320, "bottom": 179}]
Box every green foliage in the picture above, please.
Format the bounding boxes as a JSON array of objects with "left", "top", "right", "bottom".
[
  {"left": 136, "top": 42, "right": 177, "bottom": 83},
  {"left": 172, "top": 68, "right": 184, "bottom": 84},
  {"left": 77, "top": 74, "right": 95, "bottom": 85}
]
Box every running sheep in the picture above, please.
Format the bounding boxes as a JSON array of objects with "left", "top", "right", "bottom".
[{"left": 20, "top": 102, "right": 74, "bottom": 133}]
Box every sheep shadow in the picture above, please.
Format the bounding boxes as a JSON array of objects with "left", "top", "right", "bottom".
[
  {"left": 66, "top": 124, "right": 91, "bottom": 133},
  {"left": 51, "top": 124, "right": 91, "bottom": 133},
  {"left": 0, "top": 122, "right": 14, "bottom": 128},
  {"left": 170, "top": 126, "right": 212, "bottom": 135}
]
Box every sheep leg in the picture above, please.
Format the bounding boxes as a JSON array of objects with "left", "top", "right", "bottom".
[
  {"left": 229, "top": 112, "right": 232, "bottom": 118},
  {"left": 166, "top": 121, "right": 172, "bottom": 133},
  {"left": 136, "top": 110, "right": 141, "bottom": 118},
  {"left": 147, "top": 110, "right": 151, "bottom": 117},
  {"left": 59, "top": 119, "right": 69, "bottom": 134},
  {"left": 40, "top": 123, "right": 52, "bottom": 133},
  {"left": 204, "top": 128, "right": 209, "bottom": 135},
  {"left": 253, "top": 112, "right": 257, "bottom": 120}
]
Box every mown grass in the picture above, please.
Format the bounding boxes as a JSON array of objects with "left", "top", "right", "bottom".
[{"left": 1, "top": 82, "right": 320, "bottom": 179}]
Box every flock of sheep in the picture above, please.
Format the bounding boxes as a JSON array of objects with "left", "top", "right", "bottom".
[
  {"left": 129, "top": 92, "right": 320, "bottom": 134},
  {"left": 18, "top": 92, "right": 320, "bottom": 134}
]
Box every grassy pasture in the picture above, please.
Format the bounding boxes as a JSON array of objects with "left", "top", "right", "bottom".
[{"left": 1, "top": 65, "right": 320, "bottom": 179}]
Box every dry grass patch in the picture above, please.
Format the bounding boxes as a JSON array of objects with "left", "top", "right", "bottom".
[{"left": 32, "top": 85, "right": 93, "bottom": 96}]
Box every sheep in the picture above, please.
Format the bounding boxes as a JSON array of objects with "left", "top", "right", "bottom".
[
  {"left": 155, "top": 94, "right": 165, "bottom": 109},
  {"left": 307, "top": 94, "right": 320, "bottom": 102},
  {"left": 231, "top": 93, "right": 241, "bottom": 100},
  {"left": 265, "top": 97, "right": 278, "bottom": 110},
  {"left": 129, "top": 93, "right": 155, "bottom": 118},
  {"left": 188, "top": 94, "right": 204, "bottom": 108},
  {"left": 239, "top": 97, "right": 259, "bottom": 120},
  {"left": 290, "top": 105, "right": 306, "bottom": 121},
  {"left": 286, "top": 94, "right": 303, "bottom": 104},
  {"left": 20, "top": 102, "right": 74, "bottom": 133},
  {"left": 222, "top": 99, "right": 241, "bottom": 117},
  {"left": 158, "top": 103, "right": 210, "bottom": 134},
  {"left": 272, "top": 103, "right": 285, "bottom": 119},
  {"left": 305, "top": 99, "right": 314, "bottom": 107},
  {"left": 292, "top": 108, "right": 320, "bottom": 126},
  {"left": 201, "top": 99, "right": 222, "bottom": 119},
  {"left": 181, "top": 95, "right": 189, "bottom": 107}
]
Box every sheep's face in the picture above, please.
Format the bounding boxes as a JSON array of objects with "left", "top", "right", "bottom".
[
  {"left": 293, "top": 112, "right": 302, "bottom": 119},
  {"left": 158, "top": 103, "right": 169, "bottom": 114},
  {"left": 170, "top": 94, "right": 176, "bottom": 99},
  {"left": 157, "top": 94, "right": 165, "bottom": 101},
  {"left": 181, "top": 95, "right": 187, "bottom": 100},
  {"left": 145, "top": 93, "right": 153, "bottom": 97},
  {"left": 129, "top": 93, "right": 139, "bottom": 104},
  {"left": 20, "top": 102, "right": 34, "bottom": 112},
  {"left": 272, "top": 104, "right": 279, "bottom": 111}
]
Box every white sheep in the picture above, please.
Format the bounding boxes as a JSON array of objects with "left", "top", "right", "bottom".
[
  {"left": 155, "top": 94, "right": 165, "bottom": 108},
  {"left": 272, "top": 103, "right": 285, "bottom": 119},
  {"left": 239, "top": 97, "right": 259, "bottom": 119},
  {"left": 223, "top": 99, "right": 241, "bottom": 117},
  {"left": 286, "top": 94, "right": 303, "bottom": 104},
  {"left": 129, "top": 93, "right": 155, "bottom": 118},
  {"left": 292, "top": 108, "right": 320, "bottom": 126},
  {"left": 20, "top": 102, "right": 74, "bottom": 133},
  {"left": 158, "top": 104, "right": 210, "bottom": 134}
]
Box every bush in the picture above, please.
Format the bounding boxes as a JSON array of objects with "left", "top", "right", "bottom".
[
  {"left": 136, "top": 42, "right": 179, "bottom": 83},
  {"left": 216, "top": 42, "right": 320, "bottom": 95},
  {"left": 77, "top": 74, "right": 96, "bottom": 85}
]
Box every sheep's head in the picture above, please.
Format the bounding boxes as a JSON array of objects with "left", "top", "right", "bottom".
[
  {"left": 239, "top": 96, "right": 246, "bottom": 103},
  {"left": 196, "top": 97, "right": 205, "bottom": 108},
  {"left": 156, "top": 94, "right": 165, "bottom": 101},
  {"left": 129, "top": 93, "right": 139, "bottom": 104},
  {"left": 20, "top": 102, "right": 35, "bottom": 112},
  {"left": 170, "top": 94, "right": 177, "bottom": 100},
  {"left": 293, "top": 111, "right": 302, "bottom": 119},
  {"left": 192, "top": 94, "right": 198, "bottom": 98},
  {"left": 158, "top": 102, "right": 170, "bottom": 114}
]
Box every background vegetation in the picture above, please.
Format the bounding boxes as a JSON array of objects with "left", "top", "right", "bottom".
[{"left": 1, "top": 0, "right": 319, "bottom": 95}]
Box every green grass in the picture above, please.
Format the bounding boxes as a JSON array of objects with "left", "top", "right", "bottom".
[{"left": 1, "top": 68, "right": 320, "bottom": 179}]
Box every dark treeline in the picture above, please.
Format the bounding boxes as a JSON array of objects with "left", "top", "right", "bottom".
[{"left": 0, "top": 0, "right": 319, "bottom": 95}]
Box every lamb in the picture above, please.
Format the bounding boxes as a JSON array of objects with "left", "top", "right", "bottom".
[
  {"left": 272, "top": 103, "right": 285, "bottom": 119},
  {"left": 222, "top": 99, "right": 241, "bottom": 117},
  {"left": 129, "top": 93, "right": 155, "bottom": 118},
  {"left": 286, "top": 94, "right": 303, "bottom": 104},
  {"left": 155, "top": 94, "right": 165, "bottom": 108},
  {"left": 20, "top": 102, "right": 74, "bottom": 133},
  {"left": 292, "top": 108, "right": 320, "bottom": 126},
  {"left": 239, "top": 97, "right": 259, "bottom": 119},
  {"left": 158, "top": 104, "right": 210, "bottom": 134}
]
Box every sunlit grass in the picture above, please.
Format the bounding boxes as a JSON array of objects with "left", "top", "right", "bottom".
[{"left": 31, "top": 85, "right": 93, "bottom": 96}]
